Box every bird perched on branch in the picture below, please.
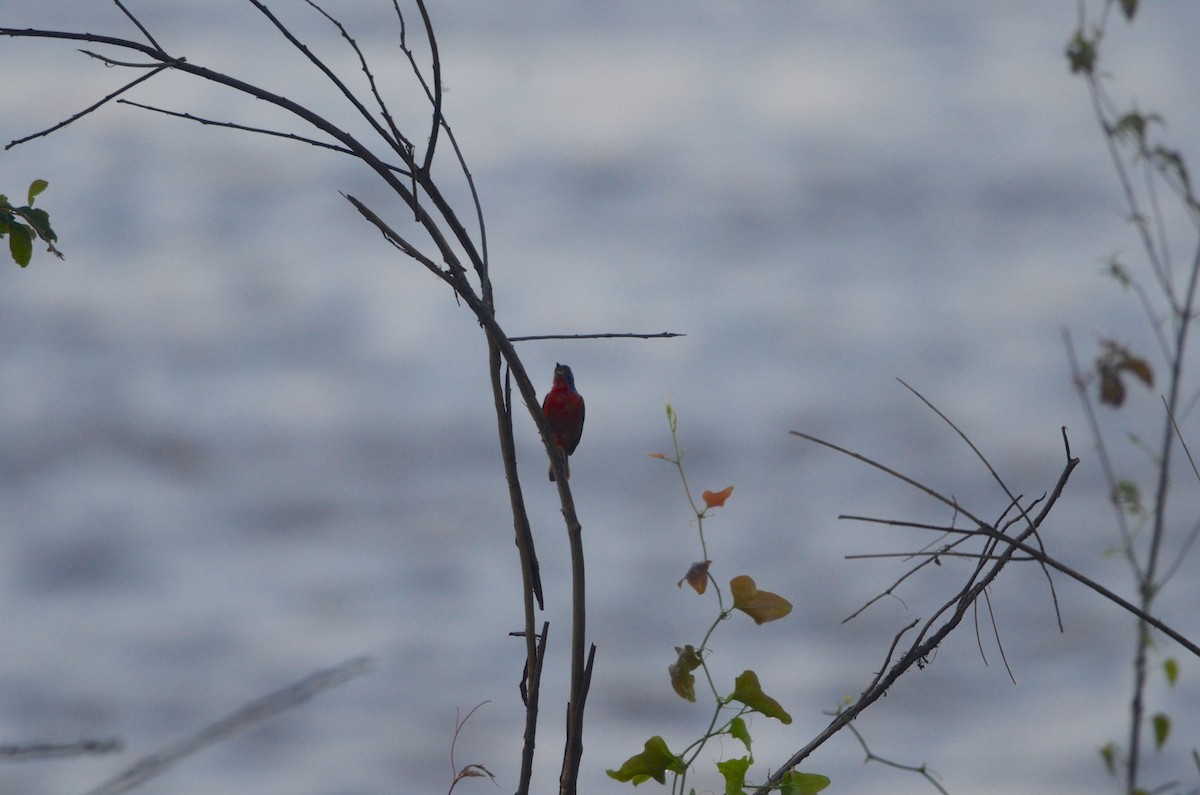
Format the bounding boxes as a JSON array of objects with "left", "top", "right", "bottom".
[{"left": 541, "top": 363, "right": 585, "bottom": 481}]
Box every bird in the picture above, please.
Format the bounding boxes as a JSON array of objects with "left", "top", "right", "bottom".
[{"left": 541, "top": 363, "right": 585, "bottom": 481}]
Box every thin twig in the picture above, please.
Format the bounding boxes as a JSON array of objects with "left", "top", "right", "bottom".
[
  {"left": 117, "top": 100, "right": 411, "bottom": 173},
  {"left": 0, "top": 739, "right": 122, "bottom": 761},
  {"left": 6, "top": 62, "right": 170, "bottom": 149},
  {"left": 342, "top": 193, "right": 448, "bottom": 279},
  {"left": 77, "top": 49, "right": 170, "bottom": 68},
  {"left": 790, "top": 432, "right": 988, "bottom": 528},
  {"left": 415, "top": 0, "right": 443, "bottom": 172},
  {"left": 897, "top": 379, "right": 1063, "bottom": 631},
  {"left": 300, "top": 0, "right": 412, "bottom": 157},
  {"left": 446, "top": 702, "right": 496, "bottom": 794},
  {"left": 246, "top": 0, "right": 405, "bottom": 161},
  {"left": 840, "top": 720, "right": 949, "bottom": 795},
  {"left": 757, "top": 430, "right": 1081, "bottom": 794},
  {"left": 111, "top": 0, "right": 164, "bottom": 51},
  {"left": 509, "top": 331, "right": 686, "bottom": 342},
  {"left": 981, "top": 587, "right": 1016, "bottom": 684},
  {"left": 847, "top": 550, "right": 1039, "bottom": 562}
]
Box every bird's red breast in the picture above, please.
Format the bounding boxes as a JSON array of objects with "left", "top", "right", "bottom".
[
  {"left": 542, "top": 365, "right": 584, "bottom": 454},
  {"left": 542, "top": 364, "right": 584, "bottom": 480}
]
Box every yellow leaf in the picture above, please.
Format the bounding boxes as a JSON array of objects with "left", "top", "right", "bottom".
[
  {"left": 669, "top": 645, "right": 703, "bottom": 702},
  {"left": 702, "top": 485, "right": 734, "bottom": 508},
  {"left": 730, "top": 575, "right": 793, "bottom": 624}
]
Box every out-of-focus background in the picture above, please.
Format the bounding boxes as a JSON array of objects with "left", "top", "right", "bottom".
[{"left": 2, "top": 3, "right": 1198, "bottom": 794}]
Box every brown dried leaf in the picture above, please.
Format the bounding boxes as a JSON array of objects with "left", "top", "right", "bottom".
[{"left": 677, "top": 560, "right": 712, "bottom": 593}]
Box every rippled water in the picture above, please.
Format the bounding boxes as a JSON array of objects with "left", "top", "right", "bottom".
[{"left": 2, "top": 3, "right": 1199, "bottom": 794}]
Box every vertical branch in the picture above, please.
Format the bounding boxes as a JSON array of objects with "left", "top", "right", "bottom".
[
  {"left": 1071, "top": 6, "right": 1200, "bottom": 790},
  {"left": 485, "top": 341, "right": 544, "bottom": 795},
  {"left": 556, "top": 471, "right": 592, "bottom": 795},
  {"left": 4, "top": 6, "right": 597, "bottom": 792},
  {"left": 414, "top": 0, "right": 443, "bottom": 172}
]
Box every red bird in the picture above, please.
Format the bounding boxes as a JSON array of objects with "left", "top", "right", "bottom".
[{"left": 541, "top": 363, "right": 585, "bottom": 481}]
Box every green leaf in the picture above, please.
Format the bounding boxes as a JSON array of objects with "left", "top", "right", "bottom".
[
  {"left": 669, "top": 645, "right": 703, "bottom": 702},
  {"left": 1104, "top": 255, "right": 1131, "bottom": 288},
  {"left": 716, "top": 756, "right": 751, "bottom": 795},
  {"left": 1119, "top": 0, "right": 1138, "bottom": 21},
  {"left": 1114, "top": 112, "right": 1162, "bottom": 148},
  {"left": 1099, "top": 742, "right": 1117, "bottom": 776},
  {"left": 730, "top": 670, "right": 792, "bottom": 725},
  {"left": 27, "top": 179, "right": 48, "bottom": 205},
  {"left": 1152, "top": 713, "right": 1170, "bottom": 751},
  {"left": 728, "top": 716, "right": 752, "bottom": 753},
  {"left": 606, "top": 736, "right": 687, "bottom": 785},
  {"left": 730, "top": 575, "right": 793, "bottom": 625},
  {"left": 1163, "top": 658, "right": 1179, "bottom": 687},
  {"left": 22, "top": 207, "right": 56, "bottom": 243},
  {"left": 1112, "top": 480, "right": 1142, "bottom": 515},
  {"left": 9, "top": 222, "right": 32, "bottom": 267},
  {"left": 1151, "top": 146, "right": 1192, "bottom": 194},
  {"left": 779, "top": 770, "right": 831, "bottom": 795},
  {"left": 1066, "top": 31, "right": 1096, "bottom": 75}
]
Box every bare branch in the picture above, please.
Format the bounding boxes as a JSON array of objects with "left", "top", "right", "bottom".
[
  {"left": 300, "top": 0, "right": 413, "bottom": 154},
  {"left": 510, "top": 331, "right": 686, "bottom": 342},
  {"left": 117, "top": 99, "right": 411, "bottom": 173},
  {"left": 839, "top": 719, "right": 949, "bottom": 795},
  {"left": 342, "top": 193, "right": 450, "bottom": 279},
  {"left": 0, "top": 738, "right": 122, "bottom": 761},
  {"left": 980, "top": 587, "right": 1017, "bottom": 684},
  {"left": 414, "top": 0, "right": 443, "bottom": 172},
  {"left": 759, "top": 429, "right": 1082, "bottom": 792},
  {"left": 245, "top": 0, "right": 408, "bottom": 161},
  {"left": 6, "top": 61, "right": 170, "bottom": 149},
  {"left": 111, "top": 0, "right": 164, "bottom": 52},
  {"left": 78, "top": 48, "right": 170, "bottom": 68},
  {"left": 791, "top": 431, "right": 988, "bottom": 527},
  {"left": 973, "top": 524, "right": 1200, "bottom": 658},
  {"left": 897, "top": 379, "right": 1064, "bottom": 629}
]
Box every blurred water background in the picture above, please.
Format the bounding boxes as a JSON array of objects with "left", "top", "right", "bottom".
[{"left": 2, "top": 3, "right": 1199, "bottom": 794}]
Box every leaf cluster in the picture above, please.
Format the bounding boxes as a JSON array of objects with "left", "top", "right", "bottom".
[
  {"left": 1, "top": 179, "right": 62, "bottom": 267},
  {"left": 609, "top": 406, "right": 813, "bottom": 794}
]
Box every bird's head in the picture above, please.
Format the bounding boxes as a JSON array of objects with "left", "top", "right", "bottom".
[{"left": 554, "top": 363, "right": 576, "bottom": 391}]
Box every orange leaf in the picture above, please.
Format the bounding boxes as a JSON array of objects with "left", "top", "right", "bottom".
[
  {"left": 730, "top": 575, "right": 793, "bottom": 625},
  {"left": 1118, "top": 356, "right": 1153, "bottom": 388},
  {"left": 648, "top": 452, "right": 669, "bottom": 460},
  {"left": 677, "top": 561, "right": 712, "bottom": 593},
  {"left": 702, "top": 486, "right": 734, "bottom": 509}
]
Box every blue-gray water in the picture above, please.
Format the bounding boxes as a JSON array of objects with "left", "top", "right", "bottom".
[{"left": 2, "top": 3, "right": 1199, "bottom": 794}]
